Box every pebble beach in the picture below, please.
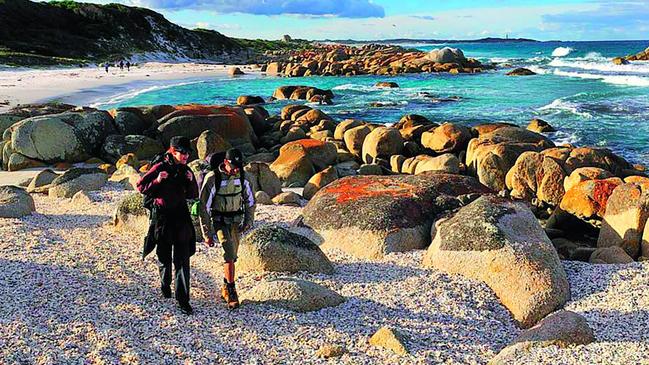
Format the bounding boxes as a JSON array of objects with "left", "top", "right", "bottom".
[{"left": 1, "top": 182, "right": 647, "bottom": 364}]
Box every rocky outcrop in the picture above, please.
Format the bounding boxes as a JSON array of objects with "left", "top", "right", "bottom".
[
  {"left": 264, "top": 44, "right": 488, "bottom": 78},
  {"left": 506, "top": 68, "right": 536, "bottom": 76},
  {"left": 368, "top": 326, "right": 409, "bottom": 355},
  {"left": 0, "top": 185, "right": 35, "bottom": 218},
  {"left": 238, "top": 225, "right": 334, "bottom": 274},
  {"left": 423, "top": 195, "right": 570, "bottom": 328},
  {"left": 301, "top": 173, "right": 491, "bottom": 259},
  {"left": 241, "top": 277, "right": 344, "bottom": 312},
  {"left": 303, "top": 166, "right": 338, "bottom": 200}
]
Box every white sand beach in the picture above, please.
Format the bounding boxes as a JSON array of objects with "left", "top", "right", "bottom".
[{"left": 0, "top": 62, "right": 261, "bottom": 112}]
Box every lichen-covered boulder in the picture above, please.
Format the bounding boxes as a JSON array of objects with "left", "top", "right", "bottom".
[
  {"left": 361, "top": 127, "right": 403, "bottom": 164},
  {"left": 7, "top": 153, "right": 46, "bottom": 171},
  {"left": 559, "top": 178, "right": 622, "bottom": 221},
  {"left": 506, "top": 149, "right": 569, "bottom": 206},
  {"left": 563, "top": 167, "right": 614, "bottom": 192},
  {"left": 238, "top": 225, "right": 334, "bottom": 274},
  {"left": 597, "top": 183, "right": 649, "bottom": 258},
  {"left": 420, "top": 123, "right": 472, "bottom": 153},
  {"left": 301, "top": 173, "right": 492, "bottom": 259},
  {"left": 527, "top": 118, "right": 555, "bottom": 133},
  {"left": 157, "top": 105, "right": 257, "bottom": 147},
  {"left": 489, "top": 311, "right": 594, "bottom": 365},
  {"left": 270, "top": 139, "right": 336, "bottom": 187},
  {"left": 48, "top": 168, "right": 108, "bottom": 198},
  {"left": 11, "top": 110, "right": 116, "bottom": 163},
  {"left": 423, "top": 195, "right": 570, "bottom": 328},
  {"left": 0, "top": 185, "right": 35, "bottom": 218},
  {"left": 241, "top": 277, "right": 344, "bottom": 312}
]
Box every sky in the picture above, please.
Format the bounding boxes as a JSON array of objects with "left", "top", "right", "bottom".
[{"left": 87, "top": 0, "right": 649, "bottom": 41}]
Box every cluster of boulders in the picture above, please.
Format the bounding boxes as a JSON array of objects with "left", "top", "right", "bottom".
[{"left": 262, "top": 44, "right": 490, "bottom": 77}]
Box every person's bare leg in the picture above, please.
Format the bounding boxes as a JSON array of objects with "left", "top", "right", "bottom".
[{"left": 224, "top": 261, "right": 235, "bottom": 283}]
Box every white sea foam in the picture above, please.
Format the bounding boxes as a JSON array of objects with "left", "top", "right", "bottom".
[
  {"left": 552, "top": 47, "right": 573, "bottom": 57},
  {"left": 549, "top": 59, "right": 649, "bottom": 74},
  {"left": 553, "top": 69, "right": 649, "bottom": 87},
  {"left": 538, "top": 98, "right": 593, "bottom": 118},
  {"left": 526, "top": 65, "right": 549, "bottom": 75},
  {"left": 332, "top": 83, "right": 376, "bottom": 92},
  {"left": 552, "top": 130, "right": 581, "bottom": 146},
  {"left": 90, "top": 80, "right": 200, "bottom": 108}
]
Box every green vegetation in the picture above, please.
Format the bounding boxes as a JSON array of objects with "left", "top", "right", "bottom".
[
  {"left": 0, "top": 49, "right": 87, "bottom": 67},
  {"left": 48, "top": 0, "right": 83, "bottom": 10},
  {"left": 235, "top": 38, "right": 313, "bottom": 52}
]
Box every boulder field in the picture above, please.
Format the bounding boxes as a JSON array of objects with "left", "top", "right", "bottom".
[{"left": 2, "top": 89, "right": 648, "bottom": 337}]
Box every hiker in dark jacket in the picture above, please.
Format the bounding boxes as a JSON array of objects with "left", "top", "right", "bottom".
[{"left": 137, "top": 136, "right": 198, "bottom": 315}]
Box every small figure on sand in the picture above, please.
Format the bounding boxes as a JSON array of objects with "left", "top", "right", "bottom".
[
  {"left": 199, "top": 148, "right": 256, "bottom": 310},
  {"left": 137, "top": 136, "right": 198, "bottom": 315},
  {"left": 126, "top": 60, "right": 131, "bottom": 71},
  {"left": 104, "top": 62, "right": 110, "bottom": 73},
  {"left": 119, "top": 60, "right": 124, "bottom": 71}
]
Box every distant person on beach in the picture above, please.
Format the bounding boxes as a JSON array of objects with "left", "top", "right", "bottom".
[
  {"left": 104, "top": 62, "right": 109, "bottom": 73},
  {"left": 198, "top": 148, "right": 255, "bottom": 310},
  {"left": 137, "top": 136, "right": 198, "bottom": 315},
  {"left": 126, "top": 61, "right": 131, "bottom": 71},
  {"left": 119, "top": 60, "right": 124, "bottom": 71}
]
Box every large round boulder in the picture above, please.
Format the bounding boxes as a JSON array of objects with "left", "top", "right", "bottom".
[
  {"left": 270, "top": 139, "right": 337, "bottom": 187},
  {"left": 101, "top": 134, "right": 164, "bottom": 163},
  {"left": 195, "top": 130, "right": 231, "bottom": 160},
  {"left": 11, "top": 110, "right": 116, "bottom": 163},
  {"left": 344, "top": 125, "right": 372, "bottom": 158},
  {"left": 156, "top": 105, "right": 256, "bottom": 147},
  {"left": 241, "top": 277, "right": 344, "bottom": 312},
  {"left": 334, "top": 119, "right": 363, "bottom": 140},
  {"left": 423, "top": 195, "right": 570, "bottom": 328},
  {"left": 0, "top": 185, "right": 35, "bottom": 218},
  {"left": 466, "top": 127, "right": 554, "bottom": 191},
  {"left": 111, "top": 107, "right": 150, "bottom": 135},
  {"left": 48, "top": 168, "right": 108, "bottom": 198},
  {"left": 301, "top": 173, "right": 492, "bottom": 259},
  {"left": 238, "top": 225, "right": 334, "bottom": 274},
  {"left": 421, "top": 123, "right": 472, "bottom": 153},
  {"left": 303, "top": 166, "right": 338, "bottom": 200},
  {"left": 361, "top": 127, "right": 404, "bottom": 164},
  {"left": 427, "top": 47, "right": 467, "bottom": 64}
]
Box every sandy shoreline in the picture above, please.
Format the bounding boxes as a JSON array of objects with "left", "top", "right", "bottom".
[{"left": 0, "top": 62, "right": 262, "bottom": 112}]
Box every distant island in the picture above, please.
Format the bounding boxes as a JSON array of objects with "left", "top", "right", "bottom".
[{"left": 318, "top": 37, "right": 540, "bottom": 44}]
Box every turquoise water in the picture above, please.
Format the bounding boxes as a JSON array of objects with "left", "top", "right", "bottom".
[{"left": 89, "top": 40, "right": 649, "bottom": 165}]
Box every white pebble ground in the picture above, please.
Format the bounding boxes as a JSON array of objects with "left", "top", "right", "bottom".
[{"left": 1, "top": 183, "right": 647, "bottom": 364}]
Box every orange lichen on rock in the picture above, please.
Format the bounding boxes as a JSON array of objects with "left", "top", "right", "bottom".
[{"left": 321, "top": 176, "right": 418, "bottom": 204}]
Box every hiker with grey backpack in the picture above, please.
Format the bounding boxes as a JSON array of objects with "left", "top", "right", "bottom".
[{"left": 198, "top": 148, "right": 255, "bottom": 309}]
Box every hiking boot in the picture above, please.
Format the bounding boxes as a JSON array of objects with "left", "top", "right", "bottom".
[
  {"left": 221, "top": 280, "right": 240, "bottom": 309},
  {"left": 161, "top": 285, "right": 172, "bottom": 298},
  {"left": 178, "top": 302, "right": 194, "bottom": 315}
]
